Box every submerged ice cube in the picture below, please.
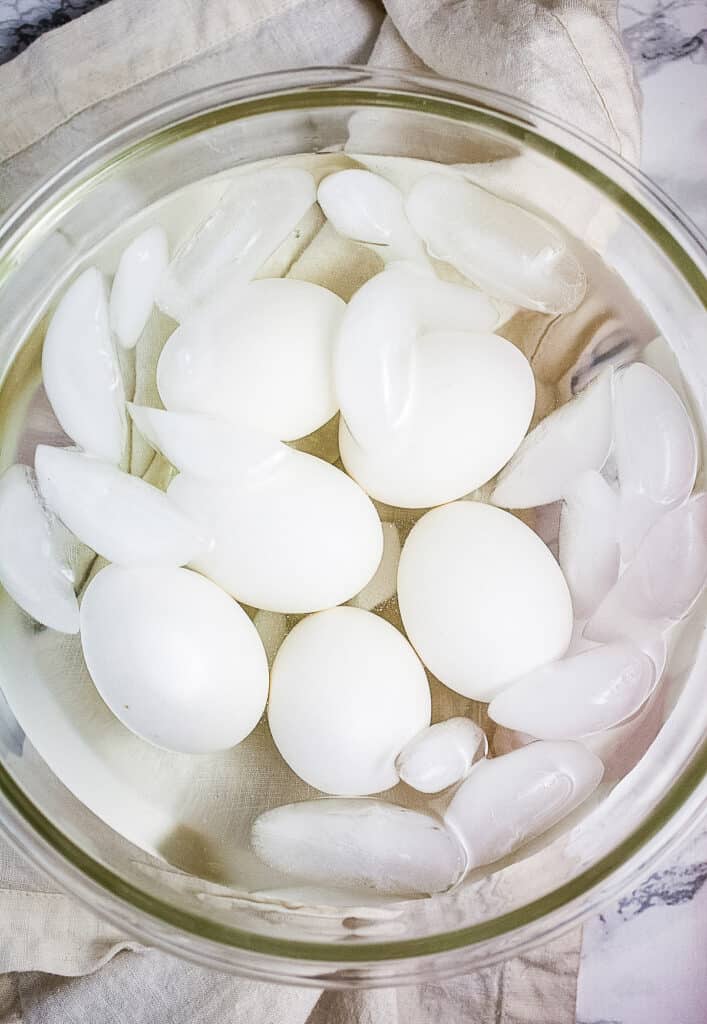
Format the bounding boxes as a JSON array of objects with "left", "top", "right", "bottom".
[
  {"left": 109, "top": 227, "right": 169, "bottom": 349},
  {"left": 251, "top": 799, "right": 466, "bottom": 896},
  {"left": 614, "top": 363, "right": 698, "bottom": 561},
  {"left": 42, "top": 268, "right": 126, "bottom": 464},
  {"left": 35, "top": 446, "right": 208, "bottom": 568},
  {"left": 444, "top": 741, "right": 603, "bottom": 869},
  {"left": 396, "top": 717, "right": 487, "bottom": 793},
  {"left": 559, "top": 470, "right": 620, "bottom": 618},
  {"left": 586, "top": 494, "right": 707, "bottom": 644},
  {"left": 488, "top": 642, "right": 655, "bottom": 739},
  {"left": 156, "top": 167, "right": 316, "bottom": 320},
  {"left": 492, "top": 369, "right": 613, "bottom": 509},
  {"left": 127, "top": 404, "right": 288, "bottom": 484},
  {"left": 405, "top": 173, "right": 587, "bottom": 314},
  {"left": 0, "top": 464, "right": 79, "bottom": 633}
]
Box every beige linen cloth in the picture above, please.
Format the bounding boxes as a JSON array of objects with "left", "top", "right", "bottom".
[{"left": 0, "top": 1, "right": 639, "bottom": 1021}]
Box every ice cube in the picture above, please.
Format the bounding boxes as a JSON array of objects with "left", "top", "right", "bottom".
[
  {"left": 405, "top": 174, "right": 587, "bottom": 314},
  {"left": 0, "top": 464, "right": 79, "bottom": 633},
  {"left": 585, "top": 494, "right": 707, "bottom": 644},
  {"left": 349, "top": 522, "right": 401, "bottom": 610},
  {"left": 251, "top": 799, "right": 466, "bottom": 896},
  {"left": 317, "top": 169, "right": 425, "bottom": 261},
  {"left": 488, "top": 642, "right": 655, "bottom": 740},
  {"left": 109, "top": 227, "right": 169, "bottom": 349},
  {"left": 41, "top": 268, "right": 126, "bottom": 464},
  {"left": 253, "top": 610, "right": 289, "bottom": 669},
  {"left": 444, "top": 741, "right": 603, "bottom": 869},
  {"left": 128, "top": 404, "right": 289, "bottom": 484},
  {"left": 396, "top": 717, "right": 487, "bottom": 793},
  {"left": 156, "top": 168, "right": 316, "bottom": 320},
  {"left": 614, "top": 364, "right": 697, "bottom": 560},
  {"left": 35, "top": 446, "right": 209, "bottom": 568},
  {"left": 559, "top": 471, "right": 620, "bottom": 618},
  {"left": 335, "top": 267, "right": 498, "bottom": 452},
  {"left": 492, "top": 369, "right": 613, "bottom": 509}
]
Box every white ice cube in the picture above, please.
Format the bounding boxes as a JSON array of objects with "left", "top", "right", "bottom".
[
  {"left": 156, "top": 167, "right": 316, "bottom": 320},
  {"left": 41, "top": 268, "right": 126, "bottom": 464},
  {"left": 444, "top": 741, "right": 603, "bottom": 869},
  {"left": 559, "top": 470, "right": 620, "bottom": 618},
  {"left": 127, "top": 404, "right": 288, "bottom": 484},
  {"left": 109, "top": 227, "right": 169, "bottom": 349},
  {"left": 0, "top": 464, "right": 79, "bottom": 633},
  {"left": 614, "top": 363, "right": 697, "bottom": 560},
  {"left": 318, "top": 169, "right": 425, "bottom": 261},
  {"left": 585, "top": 494, "right": 707, "bottom": 644},
  {"left": 35, "top": 446, "right": 209, "bottom": 568},
  {"left": 396, "top": 718, "right": 487, "bottom": 793},
  {"left": 251, "top": 799, "right": 466, "bottom": 896},
  {"left": 335, "top": 267, "right": 499, "bottom": 453},
  {"left": 348, "top": 522, "right": 400, "bottom": 610},
  {"left": 405, "top": 173, "right": 587, "bottom": 314},
  {"left": 488, "top": 642, "right": 655, "bottom": 739},
  {"left": 492, "top": 369, "right": 613, "bottom": 509}
]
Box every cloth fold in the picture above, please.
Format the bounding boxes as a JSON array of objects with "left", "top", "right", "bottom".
[{"left": 0, "top": 1, "right": 640, "bottom": 1020}]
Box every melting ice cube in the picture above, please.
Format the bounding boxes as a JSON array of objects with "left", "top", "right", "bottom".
[
  {"left": 0, "top": 464, "right": 79, "bottom": 633},
  {"left": 614, "top": 363, "right": 697, "bottom": 561},
  {"left": 251, "top": 799, "right": 466, "bottom": 896},
  {"left": 109, "top": 227, "right": 169, "bottom": 350},
  {"left": 396, "top": 717, "right": 487, "bottom": 793},
  {"left": 492, "top": 369, "right": 613, "bottom": 509},
  {"left": 35, "top": 446, "right": 208, "bottom": 568},
  {"left": 405, "top": 173, "right": 587, "bottom": 314},
  {"left": 559, "top": 470, "right": 620, "bottom": 618},
  {"left": 42, "top": 268, "right": 126, "bottom": 464},
  {"left": 444, "top": 741, "right": 603, "bottom": 869},
  {"left": 488, "top": 642, "right": 655, "bottom": 740}
]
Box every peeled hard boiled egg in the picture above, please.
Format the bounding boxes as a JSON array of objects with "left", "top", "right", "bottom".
[
  {"left": 168, "top": 451, "right": 383, "bottom": 613},
  {"left": 80, "top": 565, "right": 269, "bottom": 754},
  {"left": 157, "top": 278, "right": 344, "bottom": 441},
  {"left": 339, "top": 330, "right": 535, "bottom": 508},
  {"left": 268, "top": 607, "right": 431, "bottom": 795},
  {"left": 398, "top": 502, "right": 573, "bottom": 701}
]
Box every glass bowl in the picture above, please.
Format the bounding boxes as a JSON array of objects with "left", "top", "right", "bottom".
[{"left": 0, "top": 67, "right": 706, "bottom": 987}]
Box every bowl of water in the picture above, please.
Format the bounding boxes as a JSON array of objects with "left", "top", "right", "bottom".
[{"left": 0, "top": 67, "right": 706, "bottom": 986}]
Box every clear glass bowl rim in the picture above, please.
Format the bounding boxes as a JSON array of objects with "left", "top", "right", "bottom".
[{"left": 0, "top": 65, "right": 706, "bottom": 982}]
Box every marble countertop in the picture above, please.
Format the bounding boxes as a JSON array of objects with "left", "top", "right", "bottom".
[{"left": 0, "top": 1, "right": 706, "bottom": 1022}]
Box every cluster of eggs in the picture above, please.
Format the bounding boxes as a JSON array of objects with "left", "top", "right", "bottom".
[{"left": 0, "top": 160, "right": 704, "bottom": 897}]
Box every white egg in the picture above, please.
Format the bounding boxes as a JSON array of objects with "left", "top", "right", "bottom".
[
  {"left": 268, "top": 607, "right": 431, "bottom": 795},
  {"left": 109, "top": 227, "right": 169, "bottom": 349},
  {"left": 492, "top": 369, "right": 614, "bottom": 510},
  {"left": 444, "top": 741, "right": 603, "bottom": 869},
  {"left": 0, "top": 464, "right": 79, "bottom": 633},
  {"left": 395, "top": 717, "right": 487, "bottom": 794},
  {"left": 42, "top": 268, "right": 126, "bottom": 464},
  {"left": 339, "top": 331, "right": 535, "bottom": 508},
  {"left": 156, "top": 166, "right": 316, "bottom": 321},
  {"left": 80, "top": 565, "right": 269, "bottom": 754},
  {"left": 168, "top": 452, "right": 383, "bottom": 613},
  {"left": 335, "top": 267, "right": 500, "bottom": 453},
  {"left": 251, "top": 798, "right": 465, "bottom": 896},
  {"left": 35, "top": 445, "right": 208, "bottom": 568},
  {"left": 398, "top": 502, "right": 573, "bottom": 700},
  {"left": 405, "top": 173, "right": 586, "bottom": 314},
  {"left": 157, "top": 278, "right": 344, "bottom": 441},
  {"left": 127, "top": 404, "right": 288, "bottom": 483}
]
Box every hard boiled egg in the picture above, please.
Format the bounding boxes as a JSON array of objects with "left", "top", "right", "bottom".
[
  {"left": 80, "top": 565, "right": 269, "bottom": 753},
  {"left": 268, "top": 607, "right": 431, "bottom": 795},
  {"left": 398, "top": 502, "right": 573, "bottom": 700},
  {"left": 157, "top": 278, "right": 344, "bottom": 441}
]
